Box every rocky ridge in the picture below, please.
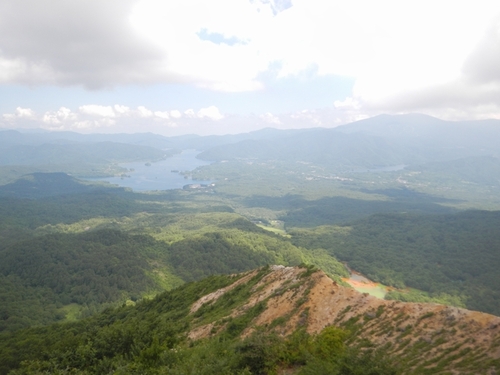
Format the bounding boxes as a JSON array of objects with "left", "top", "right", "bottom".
[{"left": 189, "top": 265, "right": 500, "bottom": 374}]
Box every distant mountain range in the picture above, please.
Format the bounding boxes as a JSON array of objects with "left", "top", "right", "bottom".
[
  {"left": 197, "top": 114, "right": 500, "bottom": 170},
  {"left": 3, "top": 114, "right": 499, "bottom": 169}
]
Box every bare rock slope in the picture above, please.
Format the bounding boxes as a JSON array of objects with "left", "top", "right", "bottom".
[{"left": 189, "top": 265, "right": 500, "bottom": 374}]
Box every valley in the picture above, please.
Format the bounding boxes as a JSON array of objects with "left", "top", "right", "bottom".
[{"left": 0, "top": 114, "right": 499, "bottom": 374}]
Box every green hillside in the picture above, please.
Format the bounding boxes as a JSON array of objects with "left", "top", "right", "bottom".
[
  {"left": 0, "top": 174, "right": 349, "bottom": 332},
  {"left": 2, "top": 264, "right": 498, "bottom": 375},
  {"left": 291, "top": 210, "right": 500, "bottom": 315},
  {"left": 0, "top": 267, "right": 398, "bottom": 375}
]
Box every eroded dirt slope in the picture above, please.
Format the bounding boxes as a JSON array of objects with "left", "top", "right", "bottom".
[{"left": 189, "top": 265, "right": 500, "bottom": 374}]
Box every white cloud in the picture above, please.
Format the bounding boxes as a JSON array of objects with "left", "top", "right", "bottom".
[
  {"left": 289, "top": 109, "right": 324, "bottom": 126},
  {"left": 317, "top": 2, "right": 500, "bottom": 121},
  {"left": 260, "top": 112, "right": 281, "bottom": 125},
  {"left": 79, "top": 105, "right": 115, "bottom": 117},
  {"left": 169, "top": 110, "right": 182, "bottom": 119},
  {"left": 114, "top": 105, "right": 131, "bottom": 115},
  {"left": 1, "top": 0, "right": 500, "bottom": 122},
  {"left": 198, "top": 106, "right": 224, "bottom": 120},
  {"left": 153, "top": 110, "right": 170, "bottom": 119},
  {"left": 461, "top": 15, "right": 500, "bottom": 88},
  {"left": 3, "top": 107, "right": 36, "bottom": 121},
  {"left": 43, "top": 107, "right": 77, "bottom": 124},
  {"left": 1, "top": 104, "right": 229, "bottom": 134},
  {"left": 334, "top": 98, "right": 360, "bottom": 110},
  {"left": 184, "top": 109, "right": 196, "bottom": 118},
  {"left": 129, "top": 0, "right": 274, "bottom": 91},
  {"left": 137, "top": 106, "right": 153, "bottom": 117},
  {"left": 182, "top": 106, "right": 224, "bottom": 120},
  {"left": 16, "top": 107, "right": 35, "bottom": 118}
]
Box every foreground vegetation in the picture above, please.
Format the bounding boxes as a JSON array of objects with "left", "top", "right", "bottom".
[{"left": 0, "top": 270, "right": 398, "bottom": 375}]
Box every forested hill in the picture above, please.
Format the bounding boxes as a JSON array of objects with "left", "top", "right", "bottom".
[
  {"left": 0, "top": 172, "right": 97, "bottom": 198},
  {"left": 0, "top": 174, "right": 351, "bottom": 333},
  {"left": 1, "top": 266, "right": 499, "bottom": 375},
  {"left": 0, "top": 223, "right": 311, "bottom": 333},
  {"left": 291, "top": 210, "right": 500, "bottom": 315}
]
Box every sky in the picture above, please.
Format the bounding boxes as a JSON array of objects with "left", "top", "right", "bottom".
[{"left": 1, "top": 0, "right": 500, "bottom": 136}]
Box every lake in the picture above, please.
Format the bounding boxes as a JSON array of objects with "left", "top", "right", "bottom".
[{"left": 88, "top": 150, "right": 213, "bottom": 192}]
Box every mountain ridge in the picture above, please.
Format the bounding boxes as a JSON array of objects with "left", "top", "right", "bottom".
[
  {"left": 2, "top": 265, "right": 499, "bottom": 374},
  {"left": 187, "top": 265, "right": 500, "bottom": 374}
]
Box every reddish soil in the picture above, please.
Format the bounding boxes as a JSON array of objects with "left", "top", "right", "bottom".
[{"left": 187, "top": 266, "right": 500, "bottom": 374}]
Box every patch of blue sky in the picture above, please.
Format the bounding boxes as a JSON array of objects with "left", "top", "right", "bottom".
[{"left": 196, "top": 28, "right": 246, "bottom": 46}]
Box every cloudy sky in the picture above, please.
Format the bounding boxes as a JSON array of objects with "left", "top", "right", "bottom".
[{"left": 1, "top": 0, "right": 500, "bottom": 136}]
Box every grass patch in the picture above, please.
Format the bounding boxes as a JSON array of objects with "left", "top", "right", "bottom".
[
  {"left": 351, "top": 284, "right": 387, "bottom": 299},
  {"left": 256, "top": 223, "right": 290, "bottom": 237},
  {"left": 59, "top": 303, "right": 81, "bottom": 321},
  {"left": 192, "top": 267, "right": 271, "bottom": 325}
]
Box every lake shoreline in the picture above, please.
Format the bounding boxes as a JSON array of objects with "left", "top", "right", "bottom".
[{"left": 84, "top": 149, "right": 213, "bottom": 192}]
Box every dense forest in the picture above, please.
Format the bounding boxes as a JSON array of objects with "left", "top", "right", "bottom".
[
  {"left": 2, "top": 170, "right": 499, "bottom": 333},
  {"left": 291, "top": 210, "right": 500, "bottom": 314},
  {"left": 0, "top": 175, "right": 349, "bottom": 332},
  {"left": 0, "top": 229, "right": 171, "bottom": 331}
]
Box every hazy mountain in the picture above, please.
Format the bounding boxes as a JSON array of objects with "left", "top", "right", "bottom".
[
  {"left": 195, "top": 114, "right": 500, "bottom": 170},
  {"left": 0, "top": 129, "right": 176, "bottom": 149},
  {"left": 0, "top": 127, "right": 306, "bottom": 151},
  {"left": 0, "top": 172, "right": 96, "bottom": 198},
  {"left": 197, "top": 128, "right": 415, "bottom": 169},
  {"left": 0, "top": 141, "right": 173, "bottom": 167},
  {"left": 4, "top": 114, "right": 499, "bottom": 168},
  {"left": 336, "top": 113, "right": 500, "bottom": 160}
]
